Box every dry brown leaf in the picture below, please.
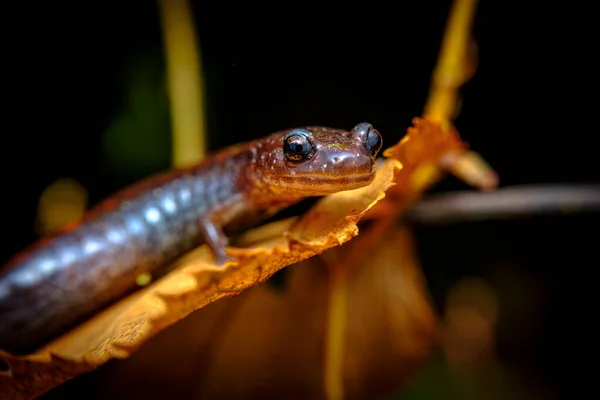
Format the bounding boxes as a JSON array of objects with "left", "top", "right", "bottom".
[
  {"left": 1, "top": 116, "right": 476, "bottom": 399},
  {"left": 47, "top": 114, "right": 479, "bottom": 396},
  {"left": 39, "top": 226, "right": 435, "bottom": 400},
  {"left": 0, "top": 156, "right": 401, "bottom": 399}
]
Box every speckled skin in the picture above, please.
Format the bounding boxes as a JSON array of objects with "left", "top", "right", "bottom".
[{"left": 0, "top": 123, "right": 381, "bottom": 354}]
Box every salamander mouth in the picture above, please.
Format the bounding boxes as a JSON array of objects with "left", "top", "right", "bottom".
[
  {"left": 274, "top": 171, "right": 376, "bottom": 194},
  {"left": 280, "top": 171, "right": 374, "bottom": 181},
  {"left": 325, "top": 174, "right": 374, "bottom": 185}
]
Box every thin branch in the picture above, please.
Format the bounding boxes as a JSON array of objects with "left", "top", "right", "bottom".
[{"left": 407, "top": 184, "right": 600, "bottom": 224}]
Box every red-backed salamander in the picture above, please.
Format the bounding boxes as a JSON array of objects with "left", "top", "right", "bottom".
[{"left": 0, "top": 122, "right": 383, "bottom": 355}]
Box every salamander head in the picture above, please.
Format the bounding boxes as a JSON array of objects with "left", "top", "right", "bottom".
[{"left": 255, "top": 122, "right": 383, "bottom": 197}]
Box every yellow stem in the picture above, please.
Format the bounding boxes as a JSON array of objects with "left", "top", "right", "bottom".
[
  {"left": 324, "top": 262, "right": 348, "bottom": 400},
  {"left": 424, "top": 0, "right": 479, "bottom": 123},
  {"left": 158, "top": 0, "right": 207, "bottom": 167}
]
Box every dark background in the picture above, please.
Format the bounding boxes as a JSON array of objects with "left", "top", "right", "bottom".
[{"left": 3, "top": 1, "right": 598, "bottom": 398}]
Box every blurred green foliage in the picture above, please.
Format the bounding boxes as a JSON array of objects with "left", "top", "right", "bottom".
[{"left": 102, "top": 50, "right": 171, "bottom": 187}]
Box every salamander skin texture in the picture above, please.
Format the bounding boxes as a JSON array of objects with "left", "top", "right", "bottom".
[{"left": 0, "top": 122, "right": 383, "bottom": 354}]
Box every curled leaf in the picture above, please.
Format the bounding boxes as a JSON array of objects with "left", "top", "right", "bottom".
[
  {"left": 0, "top": 158, "right": 401, "bottom": 399},
  {"left": 1, "top": 118, "right": 488, "bottom": 400},
  {"left": 49, "top": 227, "right": 436, "bottom": 400}
]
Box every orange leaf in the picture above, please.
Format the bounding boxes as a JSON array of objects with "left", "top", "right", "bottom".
[
  {"left": 1, "top": 119, "right": 489, "bottom": 400},
  {"left": 37, "top": 227, "right": 436, "bottom": 400},
  {"left": 0, "top": 157, "right": 401, "bottom": 399},
  {"left": 39, "top": 110, "right": 486, "bottom": 396}
]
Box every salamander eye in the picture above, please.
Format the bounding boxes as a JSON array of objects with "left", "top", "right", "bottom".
[
  {"left": 352, "top": 122, "right": 383, "bottom": 157},
  {"left": 365, "top": 127, "right": 382, "bottom": 156},
  {"left": 283, "top": 129, "right": 315, "bottom": 162}
]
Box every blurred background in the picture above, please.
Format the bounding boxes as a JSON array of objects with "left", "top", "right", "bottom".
[{"left": 2, "top": 1, "right": 598, "bottom": 399}]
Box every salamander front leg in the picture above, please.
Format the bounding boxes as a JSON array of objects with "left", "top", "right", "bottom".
[{"left": 199, "top": 217, "right": 234, "bottom": 266}]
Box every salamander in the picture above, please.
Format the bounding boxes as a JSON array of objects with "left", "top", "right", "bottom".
[{"left": 0, "top": 122, "right": 383, "bottom": 355}]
